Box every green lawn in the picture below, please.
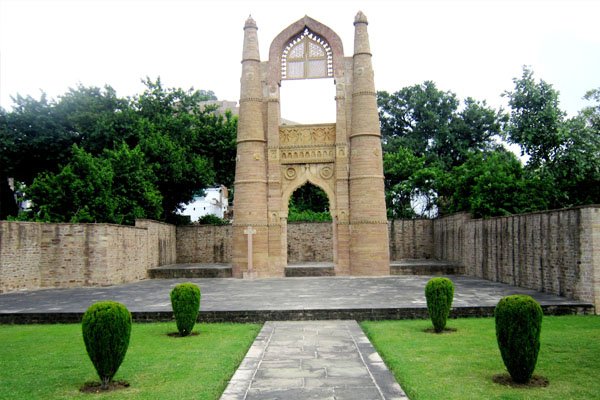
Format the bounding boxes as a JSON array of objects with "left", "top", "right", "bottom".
[
  {"left": 362, "top": 316, "right": 600, "bottom": 400},
  {"left": 0, "top": 322, "right": 261, "bottom": 400}
]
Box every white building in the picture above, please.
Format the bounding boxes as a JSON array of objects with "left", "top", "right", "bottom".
[{"left": 180, "top": 186, "right": 229, "bottom": 221}]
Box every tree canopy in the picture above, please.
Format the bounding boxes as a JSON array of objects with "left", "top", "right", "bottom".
[
  {"left": 0, "top": 78, "right": 237, "bottom": 223},
  {"left": 1, "top": 68, "right": 598, "bottom": 224}
]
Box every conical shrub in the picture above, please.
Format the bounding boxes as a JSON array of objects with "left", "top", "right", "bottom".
[
  {"left": 81, "top": 301, "right": 132, "bottom": 389},
  {"left": 495, "top": 295, "right": 543, "bottom": 383},
  {"left": 170, "top": 283, "right": 201, "bottom": 336},
  {"left": 425, "top": 277, "right": 454, "bottom": 333}
]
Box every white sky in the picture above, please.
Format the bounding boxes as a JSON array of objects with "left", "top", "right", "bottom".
[{"left": 1, "top": 0, "right": 599, "bottom": 123}]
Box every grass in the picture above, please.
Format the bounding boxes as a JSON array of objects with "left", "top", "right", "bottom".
[
  {"left": 361, "top": 316, "right": 600, "bottom": 400},
  {"left": 0, "top": 322, "right": 261, "bottom": 400}
]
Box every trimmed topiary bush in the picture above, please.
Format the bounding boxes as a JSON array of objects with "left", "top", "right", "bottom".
[
  {"left": 170, "top": 283, "right": 201, "bottom": 336},
  {"left": 425, "top": 277, "right": 454, "bottom": 333},
  {"left": 495, "top": 295, "right": 543, "bottom": 383},
  {"left": 81, "top": 301, "right": 132, "bottom": 390}
]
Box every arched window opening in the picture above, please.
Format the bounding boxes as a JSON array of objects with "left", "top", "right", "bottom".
[{"left": 281, "top": 28, "right": 333, "bottom": 80}]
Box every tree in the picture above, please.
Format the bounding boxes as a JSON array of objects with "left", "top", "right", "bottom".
[
  {"left": 505, "top": 68, "right": 600, "bottom": 208},
  {"left": 378, "top": 82, "right": 503, "bottom": 168},
  {"left": 378, "top": 82, "right": 505, "bottom": 217},
  {"left": 504, "top": 66, "right": 566, "bottom": 168},
  {"left": 441, "top": 150, "right": 542, "bottom": 218},
  {"left": 27, "top": 145, "right": 116, "bottom": 223},
  {"left": 1, "top": 79, "right": 235, "bottom": 224}
]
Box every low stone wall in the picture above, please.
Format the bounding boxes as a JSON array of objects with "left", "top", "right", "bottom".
[
  {"left": 287, "top": 222, "right": 333, "bottom": 262},
  {"left": 433, "top": 207, "right": 600, "bottom": 311},
  {"left": 175, "top": 220, "right": 433, "bottom": 264},
  {"left": 0, "top": 220, "right": 175, "bottom": 293},
  {"left": 177, "top": 225, "right": 232, "bottom": 263},
  {"left": 389, "top": 219, "right": 433, "bottom": 260}
]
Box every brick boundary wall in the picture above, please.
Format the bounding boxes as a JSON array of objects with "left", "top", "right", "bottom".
[
  {"left": 0, "top": 220, "right": 175, "bottom": 293},
  {"left": 433, "top": 206, "right": 600, "bottom": 312}
]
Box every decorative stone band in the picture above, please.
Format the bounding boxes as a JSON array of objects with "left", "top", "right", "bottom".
[
  {"left": 349, "top": 132, "right": 381, "bottom": 139},
  {"left": 353, "top": 52, "right": 373, "bottom": 57},
  {"left": 239, "top": 97, "right": 263, "bottom": 103},
  {"left": 349, "top": 175, "right": 385, "bottom": 180},
  {"left": 349, "top": 219, "right": 388, "bottom": 225},
  {"left": 267, "top": 98, "right": 280, "bottom": 103},
  {"left": 237, "top": 138, "right": 267, "bottom": 144},
  {"left": 234, "top": 179, "right": 268, "bottom": 184},
  {"left": 241, "top": 57, "right": 261, "bottom": 63},
  {"left": 352, "top": 90, "right": 377, "bottom": 97},
  {"left": 334, "top": 95, "right": 346, "bottom": 101},
  {"left": 232, "top": 223, "right": 269, "bottom": 227}
]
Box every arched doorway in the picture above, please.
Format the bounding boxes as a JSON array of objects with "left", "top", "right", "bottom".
[{"left": 286, "top": 182, "right": 333, "bottom": 266}]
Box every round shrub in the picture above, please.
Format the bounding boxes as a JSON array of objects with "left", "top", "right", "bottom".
[
  {"left": 170, "top": 283, "right": 201, "bottom": 336},
  {"left": 81, "top": 301, "right": 132, "bottom": 389},
  {"left": 495, "top": 295, "right": 543, "bottom": 383},
  {"left": 425, "top": 277, "right": 454, "bottom": 333}
]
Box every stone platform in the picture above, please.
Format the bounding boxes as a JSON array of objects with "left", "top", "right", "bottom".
[
  {"left": 390, "top": 259, "right": 464, "bottom": 275},
  {"left": 148, "top": 263, "right": 232, "bottom": 279},
  {"left": 285, "top": 262, "right": 335, "bottom": 277},
  {"left": 0, "top": 276, "right": 592, "bottom": 324}
]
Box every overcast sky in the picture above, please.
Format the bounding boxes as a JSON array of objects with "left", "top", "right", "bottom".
[{"left": 1, "top": 0, "right": 599, "bottom": 123}]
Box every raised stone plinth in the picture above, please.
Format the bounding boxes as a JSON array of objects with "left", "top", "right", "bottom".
[
  {"left": 285, "top": 262, "right": 335, "bottom": 277},
  {"left": 390, "top": 259, "right": 464, "bottom": 275},
  {"left": 148, "top": 263, "right": 232, "bottom": 279}
]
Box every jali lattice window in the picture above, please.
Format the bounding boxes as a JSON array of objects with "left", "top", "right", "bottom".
[{"left": 281, "top": 28, "right": 333, "bottom": 80}]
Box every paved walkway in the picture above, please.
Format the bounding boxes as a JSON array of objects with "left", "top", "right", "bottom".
[{"left": 221, "top": 320, "right": 407, "bottom": 400}]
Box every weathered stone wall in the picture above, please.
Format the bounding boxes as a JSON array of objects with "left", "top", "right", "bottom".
[
  {"left": 135, "top": 219, "right": 177, "bottom": 269},
  {"left": 0, "top": 222, "right": 42, "bottom": 292},
  {"left": 433, "top": 207, "right": 600, "bottom": 310},
  {"left": 177, "top": 225, "right": 232, "bottom": 263},
  {"left": 287, "top": 222, "right": 333, "bottom": 262},
  {"left": 388, "top": 219, "right": 433, "bottom": 260},
  {"left": 0, "top": 220, "right": 175, "bottom": 293}
]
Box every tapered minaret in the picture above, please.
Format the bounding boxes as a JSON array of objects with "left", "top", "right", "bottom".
[
  {"left": 232, "top": 16, "right": 269, "bottom": 277},
  {"left": 348, "top": 11, "right": 390, "bottom": 275}
]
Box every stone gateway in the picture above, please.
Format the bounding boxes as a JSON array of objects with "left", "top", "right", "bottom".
[{"left": 232, "top": 13, "right": 390, "bottom": 277}]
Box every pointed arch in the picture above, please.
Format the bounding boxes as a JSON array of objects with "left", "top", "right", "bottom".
[{"left": 268, "top": 15, "right": 344, "bottom": 85}]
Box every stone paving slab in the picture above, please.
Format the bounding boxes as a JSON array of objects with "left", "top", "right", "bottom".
[
  {"left": 220, "top": 320, "right": 408, "bottom": 400},
  {"left": 0, "top": 276, "right": 592, "bottom": 323}
]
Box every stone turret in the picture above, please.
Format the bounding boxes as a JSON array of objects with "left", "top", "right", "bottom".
[
  {"left": 232, "top": 16, "right": 269, "bottom": 277},
  {"left": 348, "top": 11, "right": 390, "bottom": 275}
]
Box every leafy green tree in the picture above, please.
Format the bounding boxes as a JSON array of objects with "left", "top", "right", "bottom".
[
  {"left": 378, "top": 82, "right": 505, "bottom": 217},
  {"left": 442, "top": 150, "right": 543, "bottom": 218},
  {"left": 504, "top": 67, "right": 565, "bottom": 168},
  {"left": 505, "top": 68, "right": 600, "bottom": 208},
  {"left": 27, "top": 145, "right": 116, "bottom": 223},
  {"left": 378, "top": 82, "right": 503, "bottom": 168},
  {"left": 104, "top": 143, "right": 163, "bottom": 225}
]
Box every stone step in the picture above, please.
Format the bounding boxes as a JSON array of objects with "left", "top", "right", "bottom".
[
  {"left": 148, "top": 263, "right": 232, "bottom": 279},
  {"left": 285, "top": 262, "right": 335, "bottom": 277},
  {"left": 390, "top": 259, "right": 464, "bottom": 275}
]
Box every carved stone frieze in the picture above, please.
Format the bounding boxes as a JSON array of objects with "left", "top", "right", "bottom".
[{"left": 280, "top": 124, "right": 335, "bottom": 146}]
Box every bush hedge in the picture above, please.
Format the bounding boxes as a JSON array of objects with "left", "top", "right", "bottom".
[
  {"left": 81, "top": 301, "right": 132, "bottom": 389},
  {"left": 170, "top": 283, "right": 201, "bottom": 336},
  {"left": 425, "top": 277, "right": 454, "bottom": 332},
  {"left": 495, "top": 294, "right": 543, "bottom": 383}
]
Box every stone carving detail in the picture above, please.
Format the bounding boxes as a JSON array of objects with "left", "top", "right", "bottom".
[
  {"left": 280, "top": 125, "right": 335, "bottom": 146},
  {"left": 284, "top": 167, "right": 297, "bottom": 180},
  {"left": 278, "top": 124, "right": 336, "bottom": 164},
  {"left": 280, "top": 148, "right": 335, "bottom": 164},
  {"left": 319, "top": 165, "right": 333, "bottom": 179}
]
